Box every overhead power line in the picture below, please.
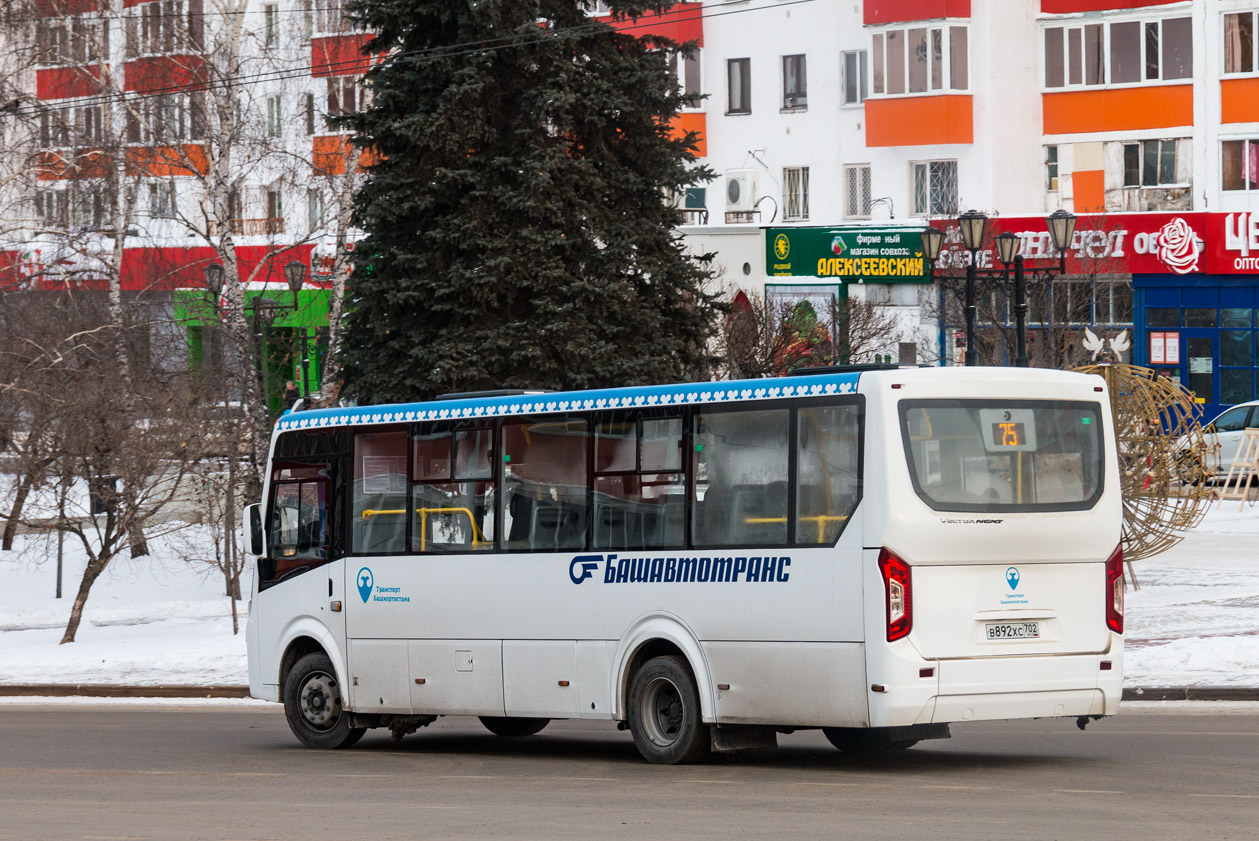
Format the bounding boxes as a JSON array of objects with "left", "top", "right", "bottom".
[{"left": 7, "top": 0, "right": 814, "bottom": 119}]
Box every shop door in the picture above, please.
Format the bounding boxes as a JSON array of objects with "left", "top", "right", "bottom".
[{"left": 1180, "top": 330, "right": 1219, "bottom": 417}]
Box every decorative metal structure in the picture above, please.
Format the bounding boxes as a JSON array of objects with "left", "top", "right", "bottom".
[{"left": 1075, "top": 363, "right": 1216, "bottom": 585}]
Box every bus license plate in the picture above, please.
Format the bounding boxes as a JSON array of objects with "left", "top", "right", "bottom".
[{"left": 985, "top": 621, "right": 1040, "bottom": 640}]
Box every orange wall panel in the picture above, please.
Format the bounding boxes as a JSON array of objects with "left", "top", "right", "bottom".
[
  {"left": 1043, "top": 85, "right": 1192, "bottom": 134},
  {"left": 125, "top": 144, "right": 208, "bottom": 177},
  {"left": 37, "top": 149, "right": 108, "bottom": 180},
  {"left": 312, "top": 135, "right": 378, "bottom": 176},
  {"left": 668, "top": 112, "right": 706, "bottom": 157},
  {"left": 1073, "top": 170, "right": 1105, "bottom": 212},
  {"left": 1222, "top": 78, "right": 1259, "bottom": 124},
  {"left": 865, "top": 95, "right": 973, "bottom": 147}
]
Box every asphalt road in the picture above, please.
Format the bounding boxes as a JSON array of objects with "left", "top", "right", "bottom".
[{"left": 0, "top": 704, "right": 1256, "bottom": 841}]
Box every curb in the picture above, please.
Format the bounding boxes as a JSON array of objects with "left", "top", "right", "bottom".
[
  {"left": 1122, "top": 686, "right": 1259, "bottom": 702},
  {"left": 0, "top": 684, "right": 251, "bottom": 698},
  {"left": 1, "top": 685, "right": 1258, "bottom": 701}
]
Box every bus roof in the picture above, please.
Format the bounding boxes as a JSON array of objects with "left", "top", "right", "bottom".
[{"left": 275, "top": 371, "right": 862, "bottom": 433}]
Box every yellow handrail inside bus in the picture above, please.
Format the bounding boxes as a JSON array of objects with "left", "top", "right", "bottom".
[
  {"left": 360, "top": 507, "right": 488, "bottom": 550},
  {"left": 744, "top": 514, "right": 848, "bottom": 543}
]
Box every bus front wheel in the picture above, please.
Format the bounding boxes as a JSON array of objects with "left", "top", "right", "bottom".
[
  {"left": 479, "top": 716, "right": 550, "bottom": 737},
  {"left": 283, "top": 652, "right": 366, "bottom": 749},
  {"left": 627, "top": 655, "right": 710, "bottom": 765},
  {"left": 822, "top": 727, "right": 918, "bottom": 754}
]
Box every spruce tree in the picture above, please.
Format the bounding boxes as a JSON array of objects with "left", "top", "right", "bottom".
[{"left": 340, "top": 0, "right": 719, "bottom": 404}]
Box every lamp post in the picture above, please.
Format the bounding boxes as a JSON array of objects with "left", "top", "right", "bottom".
[
  {"left": 926, "top": 209, "right": 1077, "bottom": 368},
  {"left": 283, "top": 260, "right": 310, "bottom": 397},
  {"left": 958, "top": 209, "right": 989, "bottom": 367},
  {"left": 202, "top": 264, "right": 226, "bottom": 390},
  {"left": 994, "top": 231, "right": 1029, "bottom": 368}
]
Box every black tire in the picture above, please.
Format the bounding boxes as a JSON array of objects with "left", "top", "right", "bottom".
[
  {"left": 283, "top": 652, "right": 365, "bottom": 749},
  {"left": 478, "top": 716, "right": 550, "bottom": 737},
  {"left": 627, "top": 655, "right": 710, "bottom": 765},
  {"left": 822, "top": 727, "right": 918, "bottom": 754}
]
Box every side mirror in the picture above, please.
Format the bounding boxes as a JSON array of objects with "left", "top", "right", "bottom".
[{"left": 246, "top": 503, "right": 265, "bottom": 556}]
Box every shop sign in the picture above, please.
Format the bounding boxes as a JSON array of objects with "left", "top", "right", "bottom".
[
  {"left": 931, "top": 212, "right": 1259, "bottom": 276},
  {"left": 766, "top": 227, "right": 928, "bottom": 283}
]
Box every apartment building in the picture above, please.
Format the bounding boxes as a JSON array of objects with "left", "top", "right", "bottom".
[
  {"left": 6, "top": 0, "right": 1259, "bottom": 417},
  {"left": 643, "top": 0, "right": 1259, "bottom": 418}
]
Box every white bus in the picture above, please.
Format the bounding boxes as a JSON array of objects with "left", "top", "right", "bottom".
[{"left": 245, "top": 365, "right": 1124, "bottom": 764}]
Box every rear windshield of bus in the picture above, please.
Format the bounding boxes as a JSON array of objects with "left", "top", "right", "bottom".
[{"left": 899, "top": 399, "right": 1104, "bottom": 512}]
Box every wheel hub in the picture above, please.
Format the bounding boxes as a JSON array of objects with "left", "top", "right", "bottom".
[
  {"left": 300, "top": 672, "right": 340, "bottom": 729},
  {"left": 641, "top": 677, "right": 684, "bottom": 747}
]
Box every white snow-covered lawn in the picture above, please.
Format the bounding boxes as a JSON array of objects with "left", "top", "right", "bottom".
[{"left": 0, "top": 505, "right": 1257, "bottom": 688}]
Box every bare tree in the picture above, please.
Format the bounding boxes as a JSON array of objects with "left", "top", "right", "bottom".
[{"left": 720, "top": 288, "right": 909, "bottom": 379}]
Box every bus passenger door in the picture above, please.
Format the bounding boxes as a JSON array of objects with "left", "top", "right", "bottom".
[{"left": 255, "top": 461, "right": 345, "bottom": 699}]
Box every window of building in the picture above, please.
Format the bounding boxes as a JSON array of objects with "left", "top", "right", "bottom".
[
  {"left": 1046, "top": 145, "right": 1059, "bottom": 191},
  {"left": 301, "top": 0, "right": 314, "bottom": 43},
  {"left": 669, "top": 50, "right": 702, "bottom": 110},
  {"left": 315, "top": 0, "right": 354, "bottom": 34},
  {"left": 35, "top": 189, "right": 68, "bottom": 228},
  {"left": 1226, "top": 12, "right": 1256, "bottom": 74},
  {"left": 782, "top": 54, "right": 807, "bottom": 110},
  {"left": 872, "top": 25, "right": 967, "bottom": 95},
  {"left": 1223, "top": 139, "right": 1259, "bottom": 191},
  {"left": 783, "top": 166, "right": 810, "bottom": 221},
  {"left": 266, "top": 185, "right": 283, "bottom": 226},
  {"left": 126, "top": 0, "right": 189, "bottom": 58},
  {"left": 132, "top": 93, "right": 202, "bottom": 144},
  {"left": 1044, "top": 16, "right": 1191, "bottom": 88},
  {"left": 912, "top": 160, "right": 958, "bottom": 216},
  {"left": 844, "top": 164, "right": 872, "bottom": 218},
  {"left": 304, "top": 93, "right": 315, "bottom": 135},
  {"left": 1123, "top": 139, "right": 1179, "bottom": 187},
  {"left": 307, "top": 188, "right": 324, "bottom": 232},
  {"left": 842, "top": 50, "right": 868, "bottom": 105},
  {"left": 149, "top": 181, "right": 177, "bottom": 218},
  {"left": 727, "top": 58, "right": 751, "bottom": 114},
  {"left": 264, "top": 4, "right": 279, "bottom": 46},
  {"left": 326, "top": 76, "right": 357, "bottom": 123},
  {"left": 266, "top": 95, "right": 282, "bottom": 137}
]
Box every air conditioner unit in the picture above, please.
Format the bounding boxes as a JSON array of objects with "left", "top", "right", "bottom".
[{"left": 725, "top": 169, "right": 759, "bottom": 213}]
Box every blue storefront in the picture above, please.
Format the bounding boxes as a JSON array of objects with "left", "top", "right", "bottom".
[{"left": 1133, "top": 274, "right": 1259, "bottom": 422}]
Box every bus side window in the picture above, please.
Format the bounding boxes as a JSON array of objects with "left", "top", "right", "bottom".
[
  {"left": 796, "top": 404, "right": 861, "bottom": 544},
  {"left": 593, "top": 414, "right": 684, "bottom": 550},
  {"left": 352, "top": 430, "right": 408, "bottom": 555},
  {"left": 692, "top": 409, "right": 790, "bottom": 547},
  {"left": 502, "top": 417, "right": 589, "bottom": 552},
  {"left": 411, "top": 421, "right": 497, "bottom": 553}
]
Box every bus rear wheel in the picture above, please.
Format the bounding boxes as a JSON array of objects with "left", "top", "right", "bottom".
[
  {"left": 822, "top": 727, "right": 918, "bottom": 754},
  {"left": 627, "top": 655, "right": 710, "bottom": 765},
  {"left": 283, "top": 652, "right": 365, "bottom": 749},
  {"left": 479, "top": 716, "right": 550, "bottom": 737}
]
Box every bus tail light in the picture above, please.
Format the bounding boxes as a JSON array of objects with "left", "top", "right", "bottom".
[
  {"left": 1105, "top": 543, "right": 1124, "bottom": 634},
  {"left": 878, "top": 548, "right": 912, "bottom": 642}
]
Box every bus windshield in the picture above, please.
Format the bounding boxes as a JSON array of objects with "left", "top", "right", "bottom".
[{"left": 899, "top": 399, "right": 1103, "bottom": 512}]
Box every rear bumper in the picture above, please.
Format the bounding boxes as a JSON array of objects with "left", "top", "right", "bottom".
[{"left": 868, "top": 635, "right": 1124, "bottom": 727}]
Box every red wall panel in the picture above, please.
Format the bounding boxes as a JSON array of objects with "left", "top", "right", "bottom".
[
  {"left": 36, "top": 66, "right": 100, "bottom": 100},
  {"left": 864, "top": 0, "right": 970, "bottom": 25},
  {"left": 1041, "top": 0, "right": 1182, "bottom": 13},
  {"left": 311, "top": 34, "right": 373, "bottom": 78},
  {"left": 597, "top": 1, "right": 703, "bottom": 46},
  {"left": 124, "top": 55, "right": 207, "bottom": 93}
]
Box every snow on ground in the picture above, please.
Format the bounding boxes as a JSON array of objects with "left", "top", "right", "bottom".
[
  {"left": 0, "top": 524, "right": 251, "bottom": 686},
  {"left": 0, "top": 504, "right": 1257, "bottom": 688}
]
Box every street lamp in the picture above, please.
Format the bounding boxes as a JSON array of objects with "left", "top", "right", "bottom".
[
  {"left": 957, "top": 210, "right": 988, "bottom": 366},
  {"left": 203, "top": 262, "right": 225, "bottom": 298},
  {"left": 994, "top": 231, "right": 1030, "bottom": 368},
  {"left": 1046, "top": 209, "right": 1078, "bottom": 270},
  {"left": 283, "top": 260, "right": 310, "bottom": 397}
]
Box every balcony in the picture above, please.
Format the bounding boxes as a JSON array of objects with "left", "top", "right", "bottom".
[
  {"left": 676, "top": 208, "right": 709, "bottom": 226},
  {"left": 208, "top": 218, "right": 286, "bottom": 236}
]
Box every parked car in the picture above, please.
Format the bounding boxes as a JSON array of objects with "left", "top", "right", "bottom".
[{"left": 1200, "top": 400, "right": 1259, "bottom": 479}]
